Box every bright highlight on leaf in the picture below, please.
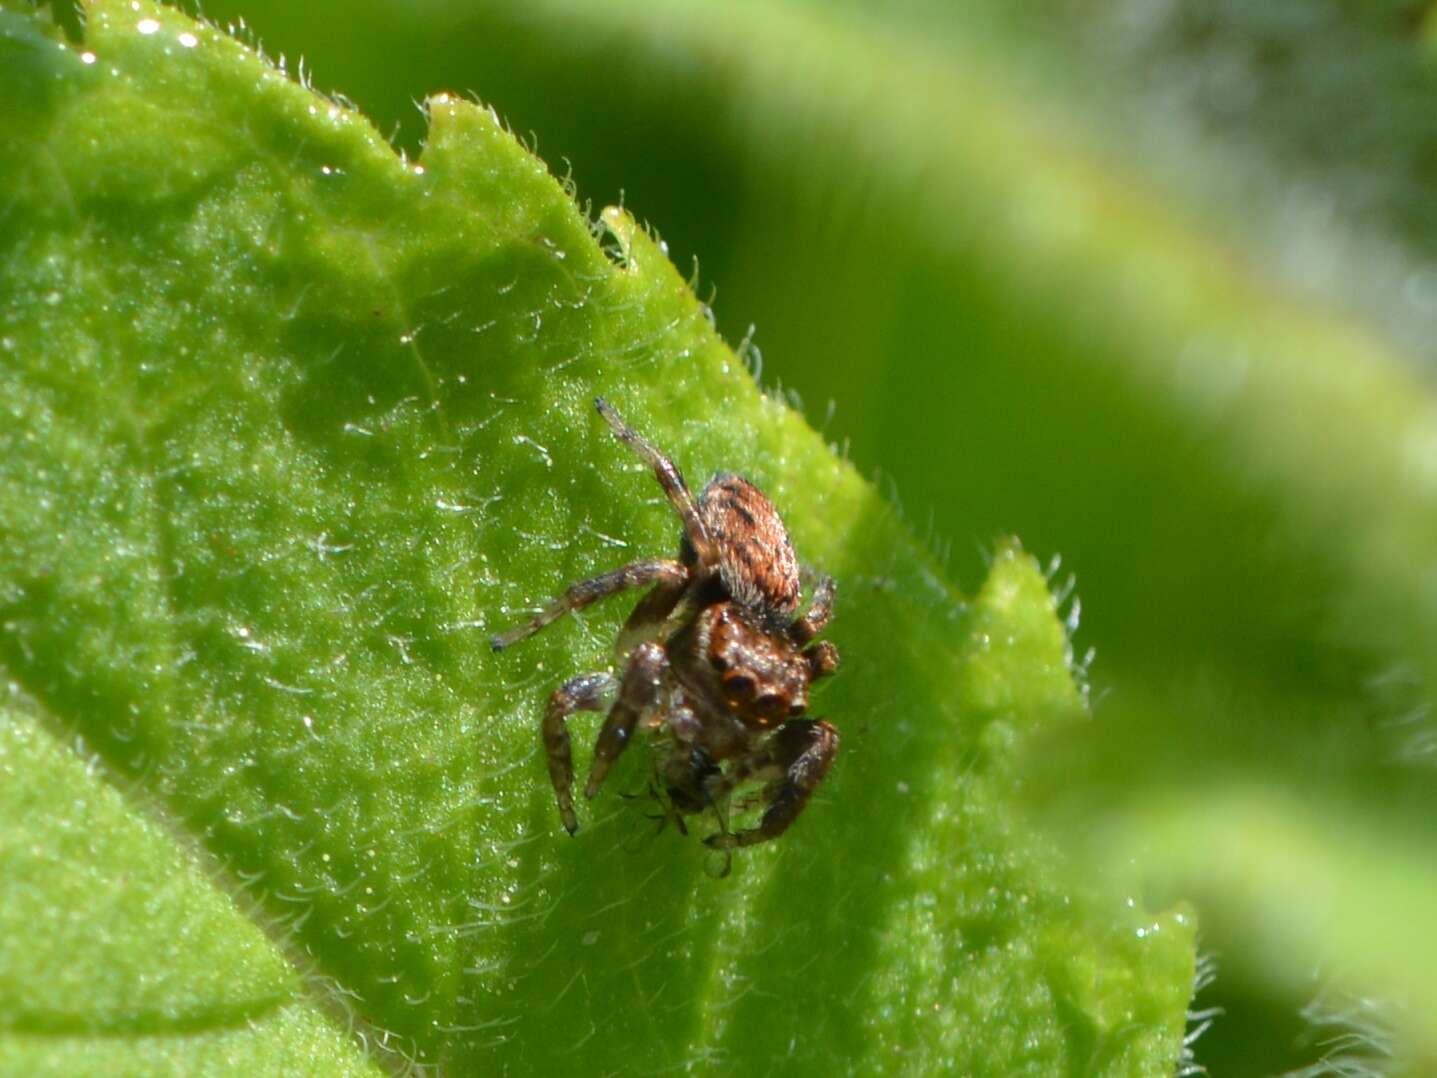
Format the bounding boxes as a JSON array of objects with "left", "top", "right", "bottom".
[{"left": 0, "top": 0, "right": 1194, "bottom": 1073}]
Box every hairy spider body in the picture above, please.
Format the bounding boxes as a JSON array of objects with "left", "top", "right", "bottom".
[{"left": 491, "top": 398, "right": 840, "bottom": 851}]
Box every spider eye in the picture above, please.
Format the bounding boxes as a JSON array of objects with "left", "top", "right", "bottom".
[
  {"left": 789, "top": 701, "right": 806, "bottom": 717},
  {"left": 712, "top": 656, "right": 729, "bottom": 672},
  {"left": 756, "top": 693, "right": 783, "bottom": 716},
  {"left": 722, "top": 674, "right": 755, "bottom": 700}
]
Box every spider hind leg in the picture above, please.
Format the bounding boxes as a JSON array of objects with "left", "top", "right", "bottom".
[{"left": 595, "top": 397, "right": 716, "bottom": 567}]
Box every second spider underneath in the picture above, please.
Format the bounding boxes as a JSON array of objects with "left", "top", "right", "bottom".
[{"left": 491, "top": 398, "right": 840, "bottom": 851}]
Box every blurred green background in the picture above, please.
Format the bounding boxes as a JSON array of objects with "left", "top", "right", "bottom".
[{"left": 58, "top": 0, "right": 1437, "bottom": 1071}]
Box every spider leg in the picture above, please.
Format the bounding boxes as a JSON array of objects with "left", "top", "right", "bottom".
[
  {"left": 585, "top": 641, "right": 667, "bottom": 800},
  {"left": 614, "top": 576, "right": 689, "bottom": 656},
  {"left": 789, "top": 574, "right": 836, "bottom": 645},
  {"left": 705, "top": 719, "right": 839, "bottom": 849},
  {"left": 595, "top": 397, "right": 716, "bottom": 566},
  {"left": 803, "top": 641, "right": 840, "bottom": 681},
  {"left": 490, "top": 558, "right": 687, "bottom": 651},
  {"left": 542, "top": 672, "right": 618, "bottom": 834}
]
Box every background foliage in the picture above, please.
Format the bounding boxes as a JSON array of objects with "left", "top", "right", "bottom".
[{"left": 7, "top": 0, "right": 1437, "bottom": 1074}]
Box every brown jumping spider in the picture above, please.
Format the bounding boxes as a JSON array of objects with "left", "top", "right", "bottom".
[{"left": 491, "top": 398, "right": 839, "bottom": 851}]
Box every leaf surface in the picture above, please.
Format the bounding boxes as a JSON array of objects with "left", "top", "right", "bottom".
[{"left": 0, "top": 2, "right": 1194, "bottom": 1072}]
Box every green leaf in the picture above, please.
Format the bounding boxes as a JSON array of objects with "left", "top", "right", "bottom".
[
  {"left": 191, "top": 1, "right": 1437, "bottom": 1070},
  {"left": 1129, "top": 789, "right": 1437, "bottom": 1049},
  {"left": 0, "top": 698, "right": 380, "bottom": 1076},
  {"left": 1025, "top": 684, "right": 1437, "bottom": 1067},
  {"left": 0, "top": 0, "right": 1192, "bottom": 1072}
]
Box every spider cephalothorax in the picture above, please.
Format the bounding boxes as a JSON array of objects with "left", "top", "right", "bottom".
[{"left": 491, "top": 398, "right": 839, "bottom": 852}]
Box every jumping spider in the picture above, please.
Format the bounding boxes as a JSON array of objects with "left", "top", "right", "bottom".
[{"left": 491, "top": 398, "right": 840, "bottom": 852}]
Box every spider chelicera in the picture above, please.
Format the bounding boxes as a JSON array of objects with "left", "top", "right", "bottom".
[{"left": 491, "top": 398, "right": 840, "bottom": 852}]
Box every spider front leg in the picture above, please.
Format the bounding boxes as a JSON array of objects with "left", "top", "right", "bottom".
[
  {"left": 705, "top": 719, "right": 839, "bottom": 849},
  {"left": 614, "top": 576, "right": 689, "bottom": 657},
  {"left": 489, "top": 558, "right": 687, "bottom": 651},
  {"left": 543, "top": 672, "right": 619, "bottom": 834},
  {"left": 584, "top": 641, "right": 668, "bottom": 801}
]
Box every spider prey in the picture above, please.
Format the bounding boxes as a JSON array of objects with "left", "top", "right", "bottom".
[{"left": 491, "top": 398, "right": 839, "bottom": 851}]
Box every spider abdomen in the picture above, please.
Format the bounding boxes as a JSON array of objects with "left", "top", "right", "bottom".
[{"left": 696, "top": 472, "right": 801, "bottom": 626}]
